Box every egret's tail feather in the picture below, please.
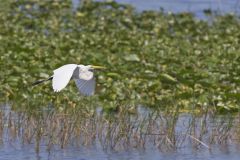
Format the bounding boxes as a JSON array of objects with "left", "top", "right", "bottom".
[{"left": 32, "top": 76, "right": 53, "bottom": 86}]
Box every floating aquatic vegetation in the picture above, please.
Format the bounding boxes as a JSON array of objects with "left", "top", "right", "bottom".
[{"left": 0, "top": 0, "right": 239, "bottom": 112}]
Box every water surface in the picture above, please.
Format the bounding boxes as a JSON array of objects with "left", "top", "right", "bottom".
[{"left": 73, "top": 0, "right": 240, "bottom": 18}]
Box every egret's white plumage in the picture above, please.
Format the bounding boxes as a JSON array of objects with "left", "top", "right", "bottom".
[
  {"left": 52, "top": 64, "right": 78, "bottom": 92},
  {"left": 33, "top": 64, "right": 105, "bottom": 96}
]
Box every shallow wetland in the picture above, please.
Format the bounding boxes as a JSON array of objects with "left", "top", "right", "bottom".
[{"left": 0, "top": 0, "right": 240, "bottom": 159}]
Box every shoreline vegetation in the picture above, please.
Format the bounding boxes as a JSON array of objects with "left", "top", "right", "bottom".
[
  {"left": 0, "top": 0, "right": 240, "bottom": 113},
  {"left": 1, "top": 105, "right": 240, "bottom": 152}
]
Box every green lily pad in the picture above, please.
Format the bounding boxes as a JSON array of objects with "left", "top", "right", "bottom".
[{"left": 124, "top": 54, "right": 140, "bottom": 62}]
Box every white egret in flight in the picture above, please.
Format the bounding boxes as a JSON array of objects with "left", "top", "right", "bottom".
[{"left": 32, "top": 64, "right": 105, "bottom": 96}]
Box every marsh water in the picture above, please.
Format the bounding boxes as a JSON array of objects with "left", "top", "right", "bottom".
[
  {"left": 1, "top": 142, "right": 240, "bottom": 160},
  {"left": 1, "top": 0, "right": 240, "bottom": 160},
  {"left": 73, "top": 0, "right": 240, "bottom": 18}
]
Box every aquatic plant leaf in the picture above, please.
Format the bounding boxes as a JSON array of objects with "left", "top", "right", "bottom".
[
  {"left": 159, "top": 73, "right": 178, "bottom": 83},
  {"left": 124, "top": 54, "right": 140, "bottom": 62}
]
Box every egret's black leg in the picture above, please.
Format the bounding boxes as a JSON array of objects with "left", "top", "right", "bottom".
[{"left": 32, "top": 76, "right": 53, "bottom": 86}]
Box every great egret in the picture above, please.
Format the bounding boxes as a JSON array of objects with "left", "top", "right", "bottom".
[{"left": 32, "top": 64, "right": 105, "bottom": 96}]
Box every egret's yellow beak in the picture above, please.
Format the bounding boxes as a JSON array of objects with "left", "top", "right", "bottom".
[{"left": 91, "top": 65, "right": 106, "bottom": 69}]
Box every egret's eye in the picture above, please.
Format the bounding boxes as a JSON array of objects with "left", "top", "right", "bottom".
[{"left": 89, "top": 68, "right": 94, "bottom": 72}]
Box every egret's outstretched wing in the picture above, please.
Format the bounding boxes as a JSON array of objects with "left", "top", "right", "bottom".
[
  {"left": 74, "top": 77, "right": 96, "bottom": 96},
  {"left": 52, "top": 64, "right": 78, "bottom": 92}
]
